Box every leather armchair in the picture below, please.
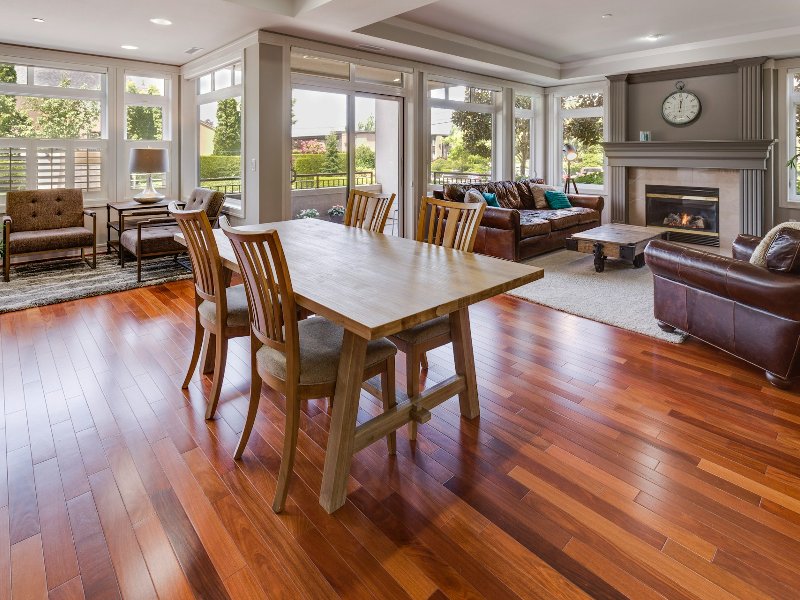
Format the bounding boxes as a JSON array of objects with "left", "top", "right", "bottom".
[{"left": 645, "top": 236, "right": 800, "bottom": 388}]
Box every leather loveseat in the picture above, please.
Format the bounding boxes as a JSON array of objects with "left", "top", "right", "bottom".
[
  {"left": 436, "top": 179, "right": 604, "bottom": 261},
  {"left": 2, "top": 188, "right": 96, "bottom": 281},
  {"left": 645, "top": 235, "right": 800, "bottom": 389}
]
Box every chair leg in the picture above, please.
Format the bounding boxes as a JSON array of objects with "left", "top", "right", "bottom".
[
  {"left": 381, "top": 358, "right": 397, "bottom": 455},
  {"left": 406, "top": 347, "right": 421, "bottom": 441},
  {"left": 182, "top": 318, "right": 204, "bottom": 389},
  {"left": 205, "top": 334, "right": 228, "bottom": 420},
  {"left": 235, "top": 365, "right": 262, "bottom": 459},
  {"left": 137, "top": 255, "right": 142, "bottom": 282},
  {"left": 420, "top": 352, "right": 429, "bottom": 370},
  {"left": 3, "top": 251, "right": 10, "bottom": 283},
  {"left": 273, "top": 391, "right": 301, "bottom": 513}
]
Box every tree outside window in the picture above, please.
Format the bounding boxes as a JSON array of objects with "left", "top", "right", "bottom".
[{"left": 561, "top": 92, "right": 604, "bottom": 187}]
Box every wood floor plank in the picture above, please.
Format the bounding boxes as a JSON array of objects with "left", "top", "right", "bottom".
[{"left": 2, "top": 282, "right": 799, "bottom": 600}]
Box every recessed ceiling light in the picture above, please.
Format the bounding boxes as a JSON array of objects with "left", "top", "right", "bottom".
[
  {"left": 150, "top": 18, "right": 172, "bottom": 25},
  {"left": 601, "top": 13, "right": 613, "bottom": 19},
  {"left": 121, "top": 44, "right": 139, "bottom": 50},
  {"left": 32, "top": 17, "right": 45, "bottom": 23},
  {"left": 645, "top": 33, "right": 663, "bottom": 41}
]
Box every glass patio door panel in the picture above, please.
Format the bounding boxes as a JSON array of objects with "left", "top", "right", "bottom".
[
  {"left": 354, "top": 95, "right": 401, "bottom": 236},
  {"left": 291, "top": 88, "right": 348, "bottom": 220}
]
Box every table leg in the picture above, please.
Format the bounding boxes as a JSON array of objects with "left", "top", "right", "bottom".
[
  {"left": 450, "top": 307, "right": 479, "bottom": 419},
  {"left": 106, "top": 205, "right": 111, "bottom": 254},
  {"left": 320, "top": 330, "right": 368, "bottom": 513}
]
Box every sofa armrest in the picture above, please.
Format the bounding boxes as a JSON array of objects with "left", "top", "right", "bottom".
[
  {"left": 567, "top": 194, "right": 604, "bottom": 213},
  {"left": 1, "top": 215, "right": 10, "bottom": 228},
  {"left": 646, "top": 240, "right": 800, "bottom": 321},
  {"left": 138, "top": 216, "right": 176, "bottom": 229},
  {"left": 732, "top": 234, "right": 762, "bottom": 261},
  {"left": 479, "top": 206, "right": 520, "bottom": 231}
]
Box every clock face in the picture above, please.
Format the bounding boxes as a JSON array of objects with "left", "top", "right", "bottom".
[{"left": 662, "top": 91, "right": 701, "bottom": 126}]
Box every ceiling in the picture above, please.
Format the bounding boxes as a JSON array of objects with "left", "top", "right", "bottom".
[
  {"left": 1, "top": 0, "right": 800, "bottom": 84},
  {"left": 400, "top": 0, "right": 800, "bottom": 64}
]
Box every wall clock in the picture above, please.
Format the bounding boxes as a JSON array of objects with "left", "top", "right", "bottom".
[{"left": 661, "top": 81, "right": 701, "bottom": 126}]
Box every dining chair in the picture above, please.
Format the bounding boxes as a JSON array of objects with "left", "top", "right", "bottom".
[
  {"left": 344, "top": 189, "right": 396, "bottom": 233},
  {"left": 219, "top": 216, "right": 398, "bottom": 513},
  {"left": 388, "top": 196, "right": 486, "bottom": 440},
  {"left": 169, "top": 201, "right": 250, "bottom": 420}
]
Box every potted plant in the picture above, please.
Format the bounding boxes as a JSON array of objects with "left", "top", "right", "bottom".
[
  {"left": 327, "top": 204, "right": 345, "bottom": 224},
  {"left": 296, "top": 208, "right": 319, "bottom": 220}
]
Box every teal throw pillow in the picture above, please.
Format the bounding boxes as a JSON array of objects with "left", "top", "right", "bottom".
[
  {"left": 544, "top": 190, "right": 572, "bottom": 209},
  {"left": 482, "top": 192, "right": 500, "bottom": 208}
]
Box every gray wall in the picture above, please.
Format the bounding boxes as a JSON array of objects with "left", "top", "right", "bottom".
[{"left": 626, "top": 73, "right": 740, "bottom": 142}]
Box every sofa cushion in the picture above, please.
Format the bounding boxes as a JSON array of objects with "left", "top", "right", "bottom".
[
  {"left": 490, "top": 181, "right": 523, "bottom": 209},
  {"left": 545, "top": 190, "right": 572, "bottom": 209},
  {"left": 6, "top": 188, "right": 85, "bottom": 232},
  {"left": 9, "top": 227, "right": 94, "bottom": 254},
  {"left": 529, "top": 183, "right": 558, "bottom": 209},
  {"left": 527, "top": 208, "right": 585, "bottom": 231},
  {"left": 120, "top": 225, "right": 184, "bottom": 256},
  {"left": 518, "top": 211, "right": 551, "bottom": 238},
  {"left": 464, "top": 189, "right": 485, "bottom": 204},
  {"left": 766, "top": 228, "right": 800, "bottom": 273}
]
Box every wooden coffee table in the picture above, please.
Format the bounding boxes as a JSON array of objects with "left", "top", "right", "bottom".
[{"left": 566, "top": 224, "right": 669, "bottom": 272}]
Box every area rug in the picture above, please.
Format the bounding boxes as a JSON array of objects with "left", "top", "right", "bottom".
[
  {"left": 0, "top": 254, "right": 193, "bottom": 313},
  {"left": 507, "top": 250, "right": 687, "bottom": 343}
]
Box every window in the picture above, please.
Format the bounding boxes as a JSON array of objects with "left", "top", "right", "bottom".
[
  {"left": 196, "top": 62, "right": 243, "bottom": 213},
  {"left": 558, "top": 91, "right": 605, "bottom": 190},
  {"left": 429, "top": 80, "right": 496, "bottom": 187},
  {"left": 0, "top": 61, "right": 106, "bottom": 198},
  {"left": 788, "top": 71, "right": 800, "bottom": 200},
  {"left": 124, "top": 72, "right": 172, "bottom": 196},
  {"left": 514, "top": 94, "right": 534, "bottom": 180}
]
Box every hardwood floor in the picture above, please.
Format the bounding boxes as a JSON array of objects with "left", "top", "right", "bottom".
[{"left": 1, "top": 279, "right": 799, "bottom": 599}]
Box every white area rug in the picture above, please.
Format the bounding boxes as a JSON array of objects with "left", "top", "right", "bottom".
[{"left": 507, "top": 250, "right": 687, "bottom": 343}]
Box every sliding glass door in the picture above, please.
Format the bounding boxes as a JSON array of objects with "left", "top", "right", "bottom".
[{"left": 291, "top": 87, "right": 402, "bottom": 235}]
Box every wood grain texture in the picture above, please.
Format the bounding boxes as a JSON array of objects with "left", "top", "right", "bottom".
[{"left": 0, "top": 281, "right": 799, "bottom": 598}]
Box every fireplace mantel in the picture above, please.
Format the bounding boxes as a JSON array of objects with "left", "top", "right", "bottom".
[{"left": 602, "top": 140, "right": 776, "bottom": 170}]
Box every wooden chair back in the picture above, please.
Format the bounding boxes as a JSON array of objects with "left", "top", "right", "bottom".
[
  {"left": 416, "top": 196, "right": 486, "bottom": 252},
  {"left": 169, "top": 201, "right": 225, "bottom": 308},
  {"left": 344, "top": 190, "right": 396, "bottom": 233},
  {"left": 219, "top": 217, "right": 300, "bottom": 370}
]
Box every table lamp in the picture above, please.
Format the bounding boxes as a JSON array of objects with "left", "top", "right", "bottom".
[
  {"left": 563, "top": 143, "right": 579, "bottom": 194},
  {"left": 130, "top": 148, "right": 168, "bottom": 203}
]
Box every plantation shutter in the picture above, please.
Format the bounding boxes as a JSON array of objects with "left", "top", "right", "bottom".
[
  {"left": 37, "top": 147, "right": 67, "bottom": 189},
  {"left": 0, "top": 148, "right": 27, "bottom": 193},
  {"left": 74, "top": 147, "right": 102, "bottom": 190}
]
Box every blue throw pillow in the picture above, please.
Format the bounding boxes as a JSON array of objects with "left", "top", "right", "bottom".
[
  {"left": 544, "top": 190, "right": 572, "bottom": 209},
  {"left": 482, "top": 192, "right": 500, "bottom": 208}
]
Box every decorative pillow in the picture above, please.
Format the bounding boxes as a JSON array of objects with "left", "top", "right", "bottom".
[
  {"left": 750, "top": 221, "right": 800, "bottom": 266},
  {"left": 464, "top": 189, "right": 485, "bottom": 204},
  {"left": 482, "top": 192, "right": 500, "bottom": 208},
  {"left": 529, "top": 183, "right": 558, "bottom": 209},
  {"left": 765, "top": 228, "right": 800, "bottom": 273},
  {"left": 544, "top": 190, "right": 572, "bottom": 210}
]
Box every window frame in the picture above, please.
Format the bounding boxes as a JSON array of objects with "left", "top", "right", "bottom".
[
  {"left": 427, "top": 76, "right": 500, "bottom": 188},
  {"left": 550, "top": 83, "right": 607, "bottom": 195},
  {"left": 513, "top": 93, "right": 535, "bottom": 180},
  {"left": 195, "top": 61, "right": 244, "bottom": 215},
  {"left": 0, "top": 58, "right": 108, "bottom": 202},
  {"left": 787, "top": 69, "right": 800, "bottom": 203}
]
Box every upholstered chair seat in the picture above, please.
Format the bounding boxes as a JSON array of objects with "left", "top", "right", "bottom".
[
  {"left": 256, "top": 316, "right": 396, "bottom": 386},
  {"left": 119, "top": 225, "right": 183, "bottom": 256},
  {"left": 390, "top": 315, "right": 450, "bottom": 345},
  {"left": 197, "top": 284, "right": 250, "bottom": 328},
  {"left": 9, "top": 227, "right": 94, "bottom": 254}
]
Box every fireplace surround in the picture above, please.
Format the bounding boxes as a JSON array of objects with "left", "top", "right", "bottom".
[{"left": 645, "top": 185, "right": 720, "bottom": 246}]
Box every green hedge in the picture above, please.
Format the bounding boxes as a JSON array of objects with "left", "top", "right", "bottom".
[
  {"left": 199, "top": 155, "right": 241, "bottom": 179},
  {"left": 292, "top": 152, "right": 346, "bottom": 174}
]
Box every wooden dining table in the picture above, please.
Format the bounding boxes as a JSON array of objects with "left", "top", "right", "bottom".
[{"left": 176, "top": 218, "right": 543, "bottom": 513}]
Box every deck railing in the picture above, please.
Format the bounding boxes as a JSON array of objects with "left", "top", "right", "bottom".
[
  {"left": 430, "top": 171, "right": 491, "bottom": 185},
  {"left": 292, "top": 171, "right": 375, "bottom": 190}
]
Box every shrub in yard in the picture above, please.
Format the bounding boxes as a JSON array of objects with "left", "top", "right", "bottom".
[{"left": 199, "top": 155, "right": 241, "bottom": 179}]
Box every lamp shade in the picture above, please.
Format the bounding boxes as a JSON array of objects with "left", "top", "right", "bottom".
[
  {"left": 129, "top": 148, "right": 168, "bottom": 174},
  {"left": 563, "top": 143, "right": 578, "bottom": 162}
]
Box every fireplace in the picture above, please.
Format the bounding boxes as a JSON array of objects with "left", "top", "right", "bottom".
[{"left": 645, "top": 185, "right": 720, "bottom": 247}]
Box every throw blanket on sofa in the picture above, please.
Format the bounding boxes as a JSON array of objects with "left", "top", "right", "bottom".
[{"left": 750, "top": 221, "right": 800, "bottom": 267}]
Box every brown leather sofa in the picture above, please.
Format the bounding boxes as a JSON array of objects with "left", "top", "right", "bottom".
[
  {"left": 3, "top": 188, "right": 96, "bottom": 282},
  {"left": 436, "top": 179, "right": 604, "bottom": 261},
  {"left": 645, "top": 235, "right": 800, "bottom": 388}
]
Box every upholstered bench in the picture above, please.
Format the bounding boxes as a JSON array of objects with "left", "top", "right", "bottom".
[{"left": 2, "top": 188, "right": 96, "bottom": 282}]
